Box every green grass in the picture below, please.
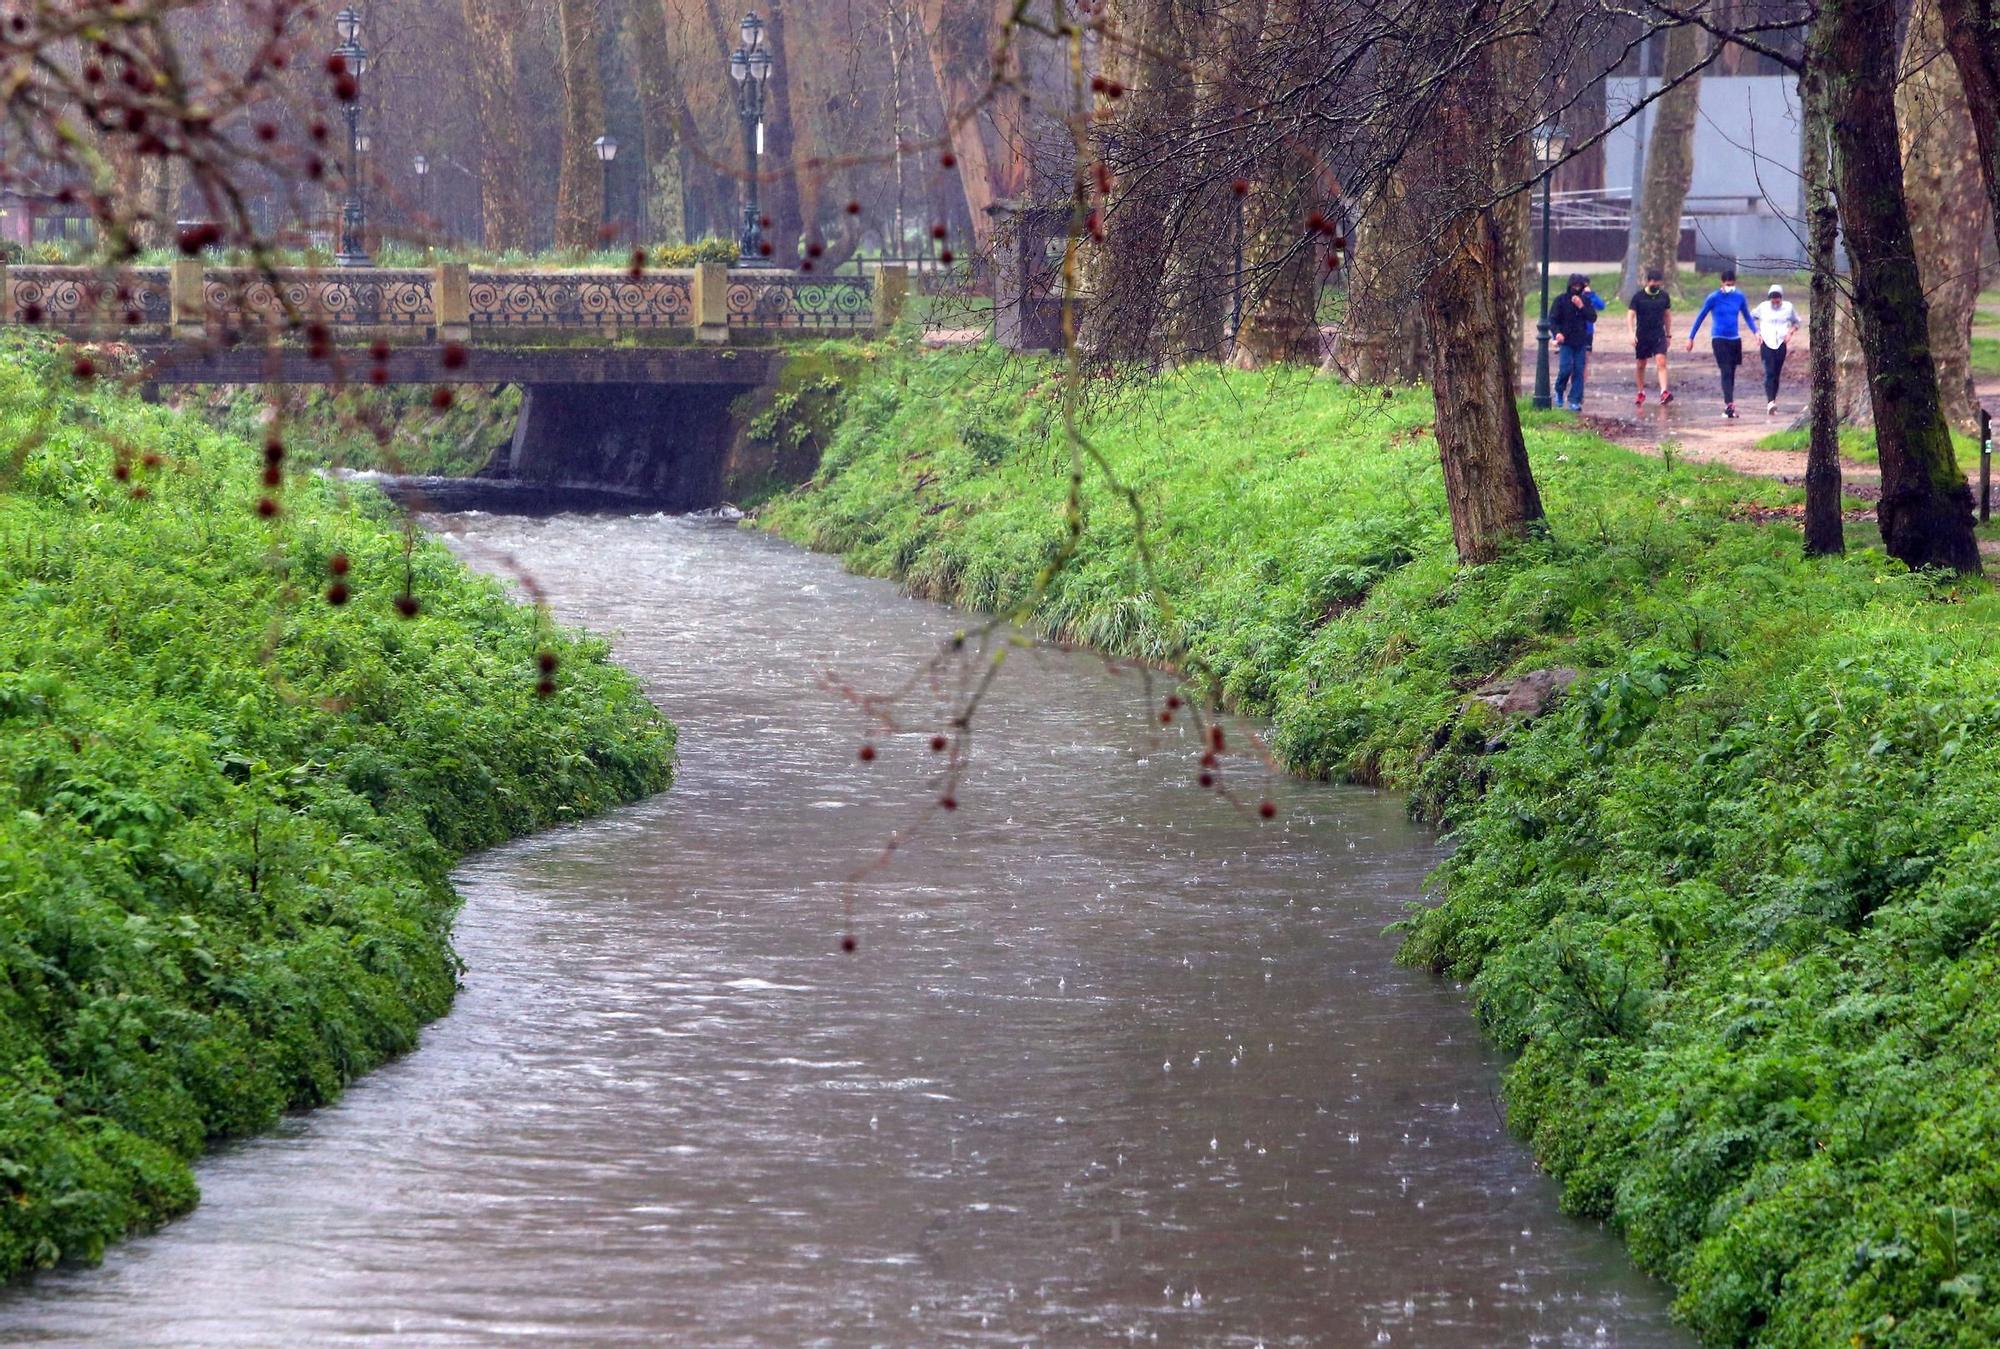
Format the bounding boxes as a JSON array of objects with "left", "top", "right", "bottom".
[
  {"left": 1969, "top": 334, "right": 2000, "bottom": 378},
  {"left": 195, "top": 383, "right": 519, "bottom": 478},
  {"left": 764, "top": 341, "right": 2000, "bottom": 1346},
  {"left": 0, "top": 335, "right": 675, "bottom": 1277},
  {"left": 1755, "top": 425, "right": 1986, "bottom": 469}
]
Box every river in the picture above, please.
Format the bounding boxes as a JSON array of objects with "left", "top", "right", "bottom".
[{"left": 1, "top": 512, "right": 1686, "bottom": 1346}]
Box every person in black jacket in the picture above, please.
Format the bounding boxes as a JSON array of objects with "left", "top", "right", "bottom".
[{"left": 1550, "top": 273, "right": 1596, "bottom": 412}]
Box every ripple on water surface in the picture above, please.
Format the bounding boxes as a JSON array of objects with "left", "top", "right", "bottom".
[{"left": 0, "top": 514, "right": 1687, "bottom": 1346}]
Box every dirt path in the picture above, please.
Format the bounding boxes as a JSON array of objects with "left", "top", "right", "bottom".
[{"left": 1518, "top": 333, "right": 2000, "bottom": 558}]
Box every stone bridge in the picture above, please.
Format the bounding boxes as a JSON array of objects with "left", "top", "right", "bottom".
[{"left": 2, "top": 260, "right": 908, "bottom": 508}]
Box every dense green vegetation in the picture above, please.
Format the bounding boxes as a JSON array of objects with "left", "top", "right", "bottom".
[
  {"left": 197, "top": 382, "right": 518, "bottom": 479},
  {"left": 0, "top": 336, "right": 674, "bottom": 1277},
  {"left": 763, "top": 341, "right": 2000, "bottom": 1346}
]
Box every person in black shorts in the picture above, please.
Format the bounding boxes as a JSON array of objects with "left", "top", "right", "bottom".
[{"left": 1627, "top": 269, "right": 1674, "bottom": 406}]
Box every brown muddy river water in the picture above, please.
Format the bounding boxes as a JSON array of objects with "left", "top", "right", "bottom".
[{"left": 1, "top": 513, "right": 1687, "bottom": 1346}]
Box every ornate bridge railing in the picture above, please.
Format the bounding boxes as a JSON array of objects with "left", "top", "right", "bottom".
[
  {"left": 725, "top": 273, "right": 874, "bottom": 332},
  {"left": 468, "top": 271, "right": 693, "bottom": 330},
  {"left": 0, "top": 261, "right": 902, "bottom": 344},
  {"left": 202, "top": 267, "right": 438, "bottom": 330},
  {"left": 3, "top": 265, "right": 170, "bottom": 328}
]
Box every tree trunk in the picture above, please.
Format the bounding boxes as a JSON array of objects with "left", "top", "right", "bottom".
[
  {"left": 553, "top": 0, "right": 610, "bottom": 250},
  {"left": 1489, "top": 40, "right": 1535, "bottom": 390},
  {"left": 1630, "top": 18, "right": 1705, "bottom": 296},
  {"left": 1800, "top": 59, "right": 1844, "bottom": 556},
  {"left": 756, "top": 1, "right": 806, "bottom": 266},
  {"left": 1079, "top": 0, "right": 1194, "bottom": 364},
  {"left": 1232, "top": 0, "right": 1324, "bottom": 368},
  {"left": 1425, "top": 207, "right": 1547, "bottom": 564},
  {"left": 1936, "top": 0, "right": 2000, "bottom": 258},
  {"left": 1334, "top": 169, "right": 1429, "bottom": 383},
  {"left": 1900, "top": 0, "right": 1990, "bottom": 431},
  {"left": 1417, "top": 30, "right": 1545, "bottom": 564},
  {"left": 913, "top": 0, "right": 1032, "bottom": 254},
  {"left": 462, "top": 0, "right": 533, "bottom": 250},
  {"left": 1822, "top": 0, "right": 1981, "bottom": 571},
  {"left": 1156, "top": 0, "right": 1260, "bottom": 363},
  {"left": 623, "top": 0, "right": 688, "bottom": 246}
]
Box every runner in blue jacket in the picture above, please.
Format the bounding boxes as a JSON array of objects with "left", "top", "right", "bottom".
[{"left": 1685, "top": 269, "right": 1760, "bottom": 418}]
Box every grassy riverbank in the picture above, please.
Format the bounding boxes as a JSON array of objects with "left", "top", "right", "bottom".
[
  {"left": 762, "top": 341, "right": 2000, "bottom": 1346},
  {"left": 0, "top": 336, "right": 674, "bottom": 1278}
]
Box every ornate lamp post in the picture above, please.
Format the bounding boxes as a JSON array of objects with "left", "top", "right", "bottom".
[
  {"left": 593, "top": 135, "right": 619, "bottom": 236},
  {"left": 412, "top": 153, "right": 429, "bottom": 228},
  {"left": 1530, "top": 120, "right": 1568, "bottom": 411},
  {"left": 332, "top": 8, "right": 371, "bottom": 267},
  {"left": 728, "top": 12, "right": 774, "bottom": 265}
]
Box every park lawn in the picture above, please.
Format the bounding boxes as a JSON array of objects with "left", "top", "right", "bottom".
[
  {"left": 763, "top": 339, "right": 2000, "bottom": 1347},
  {"left": 1755, "top": 424, "right": 1986, "bottom": 469},
  {"left": 1970, "top": 333, "right": 2000, "bottom": 378},
  {"left": 0, "top": 335, "right": 674, "bottom": 1278}
]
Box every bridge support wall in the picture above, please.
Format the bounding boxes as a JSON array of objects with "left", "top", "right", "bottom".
[{"left": 505, "top": 382, "right": 756, "bottom": 509}]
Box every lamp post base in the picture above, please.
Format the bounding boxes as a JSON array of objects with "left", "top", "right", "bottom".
[
  {"left": 1531, "top": 318, "right": 1554, "bottom": 411},
  {"left": 334, "top": 251, "right": 373, "bottom": 268}
]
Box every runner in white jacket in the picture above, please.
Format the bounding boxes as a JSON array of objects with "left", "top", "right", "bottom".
[{"left": 1757, "top": 285, "right": 1801, "bottom": 414}]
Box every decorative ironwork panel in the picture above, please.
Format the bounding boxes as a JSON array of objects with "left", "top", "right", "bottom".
[
  {"left": 466, "top": 271, "right": 694, "bottom": 328},
  {"left": 725, "top": 273, "right": 873, "bottom": 330},
  {"left": 201, "top": 268, "right": 436, "bottom": 328},
  {"left": 6, "top": 266, "right": 170, "bottom": 329}
]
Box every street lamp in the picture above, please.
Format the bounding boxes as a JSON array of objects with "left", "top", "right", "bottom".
[
  {"left": 1530, "top": 120, "right": 1568, "bottom": 411},
  {"left": 728, "top": 11, "right": 775, "bottom": 265},
  {"left": 332, "top": 8, "right": 371, "bottom": 267},
  {"left": 593, "top": 135, "right": 618, "bottom": 236},
  {"left": 412, "top": 153, "right": 429, "bottom": 228}
]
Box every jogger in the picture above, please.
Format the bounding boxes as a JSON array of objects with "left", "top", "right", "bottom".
[
  {"left": 1628, "top": 269, "right": 1674, "bottom": 405},
  {"left": 1755, "top": 284, "right": 1801, "bottom": 413},
  {"left": 1686, "top": 269, "right": 1760, "bottom": 418},
  {"left": 1549, "top": 273, "right": 1596, "bottom": 412},
  {"left": 1713, "top": 337, "right": 1744, "bottom": 410}
]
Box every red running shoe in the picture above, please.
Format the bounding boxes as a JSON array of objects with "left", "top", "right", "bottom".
[
  {"left": 1636, "top": 391, "right": 1646, "bottom": 406},
  {"left": 1660, "top": 389, "right": 1675, "bottom": 405}
]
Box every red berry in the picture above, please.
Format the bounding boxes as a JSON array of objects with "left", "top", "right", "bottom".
[
  {"left": 939, "top": 795, "right": 957, "bottom": 811},
  {"left": 930, "top": 735, "right": 947, "bottom": 752},
  {"left": 841, "top": 934, "right": 858, "bottom": 953},
  {"left": 256, "top": 497, "right": 279, "bottom": 517},
  {"left": 930, "top": 223, "right": 947, "bottom": 240},
  {"left": 369, "top": 338, "right": 390, "bottom": 362},
  {"left": 329, "top": 553, "right": 350, "bottom": 575},
  {"left": 394, "top": 593, "right": 420, "bottom": 618},
  {"left": 939, "top": 249, "right": 954, "bottom": 265},
  {"left": 112, "top": 462, "right": 131, "bottom": 481},
  {"left": 431, "top": 387, "right": 454, "bottom": 409},
  {"left": 1199, "top": 772, "right": 1215, "bottom": 788},
  {"left": 1231, "top": 178, "right": 1250, "bottom": 197},
  {"left": 858, "top": 744, "right": 876, "bottom": 762},
  {"left": 845, "top": 201, "right": 861, "bottom": 215},
  {"left": 536, "top": 677, "right": 556, "bottom": 697},
  {"left": 940, "top": 152, "right": 957, "bottom": 169},
  {"left": 326, "top": 581, "right": 350, "bottom": 606},
  {"left": 537, "top": 650, "right": 558, "bottom": 673},
  {"left": 262, "top": 464, "right": 281, "bottom": 487},
  {"left": 440, "top": 342, "right": 467, "bottom": 370},
  {"left": 1258, "top": 800, "right": 1277, "bottom": 819},
  {"left": 72, "top": 357, "right": 94, "bottom": 380}
]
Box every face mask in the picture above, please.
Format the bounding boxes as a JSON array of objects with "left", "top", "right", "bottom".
[
  {"left": 1722, "top": 283, "right": 1736, "bottom": 292},
  {"left": 1646, "top": 285, "right": 1660, "bottom": 293}
]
